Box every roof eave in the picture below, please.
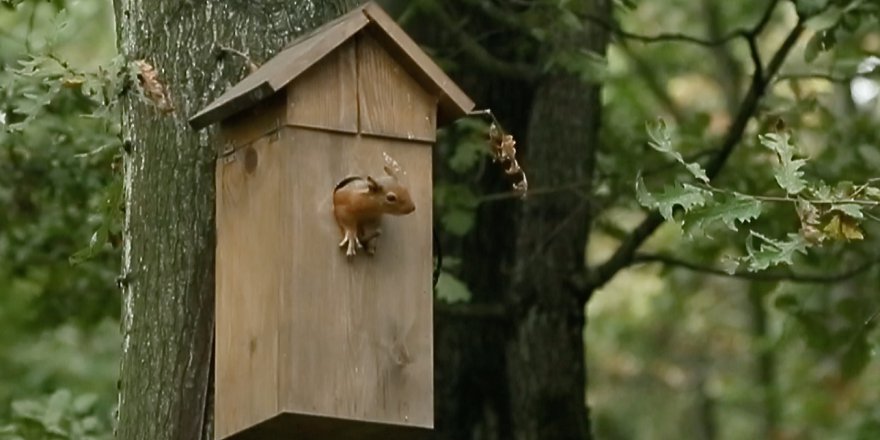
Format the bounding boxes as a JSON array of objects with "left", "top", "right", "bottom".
[{"left": 189, "top": 2, "right": 475, "bottom": 130}]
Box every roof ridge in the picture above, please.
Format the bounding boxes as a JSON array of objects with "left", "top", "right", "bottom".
[{"left": 189, "top": 1, "right": 473, "bottom": 130}]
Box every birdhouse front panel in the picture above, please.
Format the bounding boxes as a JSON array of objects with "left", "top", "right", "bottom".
[
  {"left": 214, "top": 126, "right": 433, "bottom": 439},
  {"left": 275, "top": 127, "right": 434, "bottom": 428},
  {"left": 285, "top": 33, "right": 437, "bottom": 142},
  {"left": 286, "top": 39, "right": 358, "bottom": 134},
  {"left": 356, "top": 32, "right": 437, "bottom": 142}
]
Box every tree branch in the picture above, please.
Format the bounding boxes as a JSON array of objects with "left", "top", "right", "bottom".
[
  {"left": 583, "top": 0, "right": 779, "bottom": 47},
  {"left": 435, "top": 302, "right": 509, "bottom": 320},
  {"left": 425, "top": 2, "right": 540, "bottom": 82},
  {"left": 633, "top": 253, "right": 880, "bottom": 284},
  {"left": 775, "top": 72, "right": 855, "bottom": 84},
  {"left": 586, "top": 17, "right": 804, "bottom": 291}
]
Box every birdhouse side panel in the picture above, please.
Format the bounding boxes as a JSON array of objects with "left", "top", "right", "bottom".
[
  {"left": 273, "top": 127, "right": 434, "bottom": 429},
  {"left": 219, "top": 93, "right": 287, "bottom": 151},
  {"left": 357, "top": 33, "right": 437, "bottom": 143},
  {"left": 286, "top": 39, "right": 358, "bottom": 134},
  {"left": 215, "top": 135, "right": 288, "bottom": 439}
]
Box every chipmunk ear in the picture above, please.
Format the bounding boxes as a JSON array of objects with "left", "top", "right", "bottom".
[
  {"left": 383, "top": 152, "right": 403, "bottom": 178},
  {"left": 366, "top": 176, "right": 382, "bottom": 193}
]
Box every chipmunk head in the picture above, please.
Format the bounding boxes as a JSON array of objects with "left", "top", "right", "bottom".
[{"left": 366, "top": 173, "right": 415, "bottom": 215}]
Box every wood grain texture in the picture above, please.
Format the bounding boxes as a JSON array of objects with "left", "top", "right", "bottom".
[
  {"left": 190, "top": 2, "right": 475, "bottom": 130},
  {"left": 361, "top": 3, "right": 474, "bottom": 123},
  {"left": 286, "top": 39, "right": 358, "bottom": 133},
  {"left": 357, "top": 34, "right": 437, "bottom": 142},
  {"left": 214, "top": 127, "right": 433, "bottom": 438},
  {"left": 220, "top": 94, "right": 286, "bottom": 150},
  {"left": 275, "top": 127, "right": 433, "bottom": 429},
  {"left": 189, "top": 11, "right": 368, "bottom": 129},
  {"left": 215, "top": 135, "right": 284, "bottom": 439}
]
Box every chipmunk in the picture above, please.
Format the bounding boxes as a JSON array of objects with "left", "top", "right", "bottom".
[{"left": 332, "top": 153, "right": 415, "bottom": 257}]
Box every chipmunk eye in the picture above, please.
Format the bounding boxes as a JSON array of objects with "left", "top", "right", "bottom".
[{"left": 385, "top": 193, "right": 398, "bottom": 203}]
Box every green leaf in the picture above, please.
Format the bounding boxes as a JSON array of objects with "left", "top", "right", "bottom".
[
  {"left": 741, "top": 232, "right": 809, "bottom": 271},
  {"left": 645, "top": 119, "right": 709, "bottom": 184},
  {"left": 435, "top": 271, "right": 472, "bottom": 303},
  {"left": 435, "top": 184, "right": 478, "bottom": 236},
  {"left": 685, "top": 194, "right": 763, "bottom": 232},
  {"left": 804, "top": 5, "right": 843, "bottom": 30},
  {"left": 441, "top": 209, "right": 475, "bottom": 237},
  {"left": 795, "top": 311, "right": 833, "bottom": 350},
  {"left": 774, "top": 293, "right": 799, "bottom": 311},
  {"left": 796, "top": 0, "right": 830, "bottom": 16},
  {"left": 636, "top": 177, "right": 710, "bottom": 220},
  {"left": 45, "top": 389, "right": 72, "bottom": 427},
  {"left": 72, "top": 394, "right": 98, "bottom": 415},
  {"left": 804, "top": 32, "right": 823, "bottom": 63},
  {"left": 759, "top": 132, "right": 808, "bottom": 195},
  {"left": 448, "top": 138, "right": 488, "bottom": 173},
  {"left": 552, "top": 49, "right": 608, "bottom": 83},
  {"left": 841, "top": 335, "right": 870, "bottom": 379},
  {"left": 831, "top": 203, "right": 864, "bottom": 219}
]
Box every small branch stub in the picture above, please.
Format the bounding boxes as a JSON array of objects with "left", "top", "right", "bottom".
[{"left": 332, "top": 153, "right": 416, "bottom": 258}]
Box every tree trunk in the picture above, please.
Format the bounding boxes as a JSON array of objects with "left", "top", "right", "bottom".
[
  {"left": 432, "top": 1, "right": 609, "bottom": 438},
  {"left": 748, "top": 283, "right": 780, "bottom": 439},
  {"left": 114, "top": 2, "right": 358, "bottom": 439},
  {"left": 505, "top": 3, "right": 609, "bottom": 439}
]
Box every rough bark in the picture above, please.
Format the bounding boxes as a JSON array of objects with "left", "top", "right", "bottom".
[
  {"left": 434, "top": 76, "right": 529, "bottom": 440},
  {"left": 113, "top": 2, "right": 358, "bottom": 439},
  {"left": 505, "top": 2, "right": 609, "bottom": 438},
  {"left": 432, "top": 0, "right": 610, "bottom": 438}
]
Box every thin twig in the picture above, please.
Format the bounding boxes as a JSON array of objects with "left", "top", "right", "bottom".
[
  {"left": 633, "top": 252, "right": 880, "bottom": 284},
  {"left": 587, "top": 11, "right": 804, "bottom": 291},
  {"left": 582, "top": 0, "right": 779, "bottom": 47},
  {"left": 426, "top": 3, "right": 540, "bottom": 82},
  {"left": 694, "top": 183, "right": 880, "bottom": 207},
  {"left": 468, "top": 109, "right": 504, "bottom": 129},
  {"left": 477, "top": 181, "right": 591, "bottom": 204},
  {"left": 775, "top": 72, "right": 854, "bottom": 84},
  {"left": 435, "top": 302, "right": 509, "bottom": 320},
  {"left": 217, "top": 46, "right": 260, "bottom": 73}
]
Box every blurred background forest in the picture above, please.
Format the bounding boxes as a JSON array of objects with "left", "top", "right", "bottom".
[{"left": 2, "top": 0, "right": 879, "bottom": 439}]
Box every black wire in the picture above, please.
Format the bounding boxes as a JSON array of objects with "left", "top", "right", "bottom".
[{"left": 433, "top": 227, "right": 443, "bottom": 289}]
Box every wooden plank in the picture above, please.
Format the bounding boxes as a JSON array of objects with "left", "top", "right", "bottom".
[
  {"left": 191, "top": 2, "right": 475, "bottom": 130},
  {"left": 219, "top": 93, "right": 286, "bottom": 150},
  {"left": 361, "top": 3, "right": 474, "bottom": 123},
  {"left": 189, "top": 10, "right": 369, "bottom": 129},
  {"left": 215, "top": 134, "right": 285, "bottom": 439},
  {"left": 275, "top": 127, "right": 434, "bottom": 429},
  {"left": 357, "top": 34, "right": 437, "bottom": 142},
  {"left": 286, "top": 39, "right": 358, "bottom": 133}
]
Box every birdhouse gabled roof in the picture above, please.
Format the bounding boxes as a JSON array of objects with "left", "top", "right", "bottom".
[{"left": 189, "top": 2, "right": 474, "bottom": 130}]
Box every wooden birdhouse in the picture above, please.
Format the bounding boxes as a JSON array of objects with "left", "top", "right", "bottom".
[{"left": 189, "top": 3, "right": 473, "bottom": 440}]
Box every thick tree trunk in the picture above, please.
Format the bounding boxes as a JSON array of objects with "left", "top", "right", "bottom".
[
  {"left": 504, "top": 72, "right": 601, "bottom": 440},
  {"left": 434, "top": 0, "right": 609, "bottom": 438},
  {"left": 114, "top": 2, "right": 358, "bottom": 439},
  {"left": 505, "top": 3, "right": 609, "bottom": 439}
]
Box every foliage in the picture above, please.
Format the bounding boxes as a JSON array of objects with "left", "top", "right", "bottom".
[
  {"left": 416, "top": 0, "right": 880, "bottom": 437},
  {"left": 0, "top": 0, "right": 119, "bottom": 435},
  {"left": 637, "top": 120, "right": 879, "bottom": 272},
  {"left": 0, "top": 389, "right": 113, "bottom": 440},
  {"left": 2, "top": 0, "right": 880, "bottom": 438}
]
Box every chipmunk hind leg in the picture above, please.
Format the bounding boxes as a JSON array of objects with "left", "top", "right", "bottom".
[{"left": 359, "top": 220, "right": 383, "bottom": 256}]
